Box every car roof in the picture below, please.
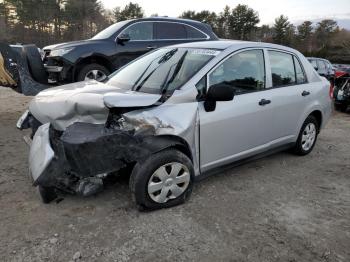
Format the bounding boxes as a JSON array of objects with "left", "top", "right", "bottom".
[
  {"left": 129, "top": 16, "right": 207, "bottom": 25},
  {"left": 170, "top": 40, "right": 301, "bottom": 53}
]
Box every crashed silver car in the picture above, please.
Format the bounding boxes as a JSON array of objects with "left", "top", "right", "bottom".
[{"left": 17, "top": 41, "right": 332, "bottom": 210}]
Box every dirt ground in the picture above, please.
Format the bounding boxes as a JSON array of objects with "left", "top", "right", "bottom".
[{"left": 0, "top": 86, "right": 349, "bottom": 262}]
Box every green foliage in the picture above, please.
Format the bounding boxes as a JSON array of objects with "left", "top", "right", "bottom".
[
  {"left": 229, "top": 4, "right": 259, "bottom": 40},
  {"left": 273, "top": 15, "right": 291, "bottom": 45},
  {"left": 114, "top": 2, "right": 144, "bottom": 22},
  {"left": 1, "top": 1, "right": 349, "bottom": 63}
]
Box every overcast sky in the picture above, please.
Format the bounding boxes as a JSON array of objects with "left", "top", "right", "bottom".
[{"left": 101, "top": 0, "right": 350, "bottom": 25}]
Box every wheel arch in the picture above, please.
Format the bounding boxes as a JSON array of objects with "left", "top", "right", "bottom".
[
  {"left": 73, "top": 54, "right": 114, "bottom": 80},
  {"left": 142, "top": 135, "right": 194, "bottom": 162},
  {"left": 309, "top": 110, "right": 322, "bottom": 131}
]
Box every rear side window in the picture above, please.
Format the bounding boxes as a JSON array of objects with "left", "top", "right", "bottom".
[
  {"left": 122, "top": 22, "right": 153, "bottom": 40},
  {"left": 185, "top": 25, "right": 207, "bottom": 39},
  {"left": 269, "top": 51, "right": 296, "bottom": 87},
  {"left": 294, "top": 57, "right": 307, "bottom": 84},
  {"left": 155, "top": 22, "right": 187, "bottom": 40},
  {"left": 209, "top": 49, "right": 265, "bottom": 94}
]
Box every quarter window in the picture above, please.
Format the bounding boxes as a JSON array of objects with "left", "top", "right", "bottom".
[
  {"left": 156, "top": 22, "right": 187, "bottom": 39},
  {"left": 294, "top": 57, "right": 307, "bottom": 84},
  {"left": 121, "top": 22, "right": 153, "bottom": 40},
  {"left": 209, "top": 49, "right": 265, "bottom": 94},
  {"left": 269, "top": 51, "right": 296, "bottom": 87},
  {"left": 186, "top": 25, "right": 207, "bottom": 39}
]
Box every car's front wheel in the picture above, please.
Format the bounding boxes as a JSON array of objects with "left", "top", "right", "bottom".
[
  {"left": 293, "top": 115, "right": 319, "bottom": 155},
  {"left": 129, "top": 149, "right": 194, "bottom": 211},
  {"left": 77, "top": 63, "right": 110, "bottom": 82}
]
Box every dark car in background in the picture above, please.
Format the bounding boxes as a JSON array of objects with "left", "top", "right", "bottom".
[
  {"left": 43, "top": 17, "right": 218, "bottom": 84},
  {"left": 307, "top": 57, "right": 335, "bottom": 81}
]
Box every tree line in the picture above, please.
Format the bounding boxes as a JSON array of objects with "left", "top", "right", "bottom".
[{"left": 1, "top": 1, "right": 349, "bottom": 63}]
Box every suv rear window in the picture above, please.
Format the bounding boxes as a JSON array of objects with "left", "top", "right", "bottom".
[
  {"left": 186, "top": 25, "right": 207, "bottom": 39},
  {"left": 155, "top": 22, "right": 187, "bottom": 39}
]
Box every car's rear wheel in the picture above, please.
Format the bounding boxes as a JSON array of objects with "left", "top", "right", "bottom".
[
  {"left": 293, "top": 115, "right": 319, "bottom": 155},
  {"left": 77, "top": 63, "right": 110, "bottom": 82},
  {"left": 129, "top": 149, "right": 194, "bottom": 211}
]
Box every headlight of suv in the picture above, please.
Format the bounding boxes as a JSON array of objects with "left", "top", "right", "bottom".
[{"left": 49, "top": 47, "right": 74, "bottom": 57}]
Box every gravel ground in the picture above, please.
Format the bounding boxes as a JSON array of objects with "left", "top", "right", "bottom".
[{"left": 0, "top": 87, "right": 349, "bottom": 262}]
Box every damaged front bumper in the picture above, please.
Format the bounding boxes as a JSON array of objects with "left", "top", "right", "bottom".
[{"left": 28, "top": 123, "right": 55, "bottom": 183}]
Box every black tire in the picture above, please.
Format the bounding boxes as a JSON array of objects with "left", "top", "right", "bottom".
[
  {"left": 129, "top": 149, "right": 195, "bottom": 211},
  {"left": 77, "top": 63, "right": 110, "bottom": 82},
  {"left": 22, "top": 45, "right": 48, "bottom": 84},
  {"left": 293, "top": 115, "right": 319, "bottom": 156},
  {"left": 334, "top": 103, "right": 348, "bottom": 112},
  {"left": 38, "top": 185, "right": 57, "bottom": 204}
]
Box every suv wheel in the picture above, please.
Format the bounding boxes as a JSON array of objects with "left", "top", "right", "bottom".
[
  {"left": 293, "top": 115, "right": 319, "bottom": 155},
  {"left": 129, "top": 149, "right": 194, "bottom": 211},
  {"left": 77, "top": 63, "right": 110, "bottom": 82}
]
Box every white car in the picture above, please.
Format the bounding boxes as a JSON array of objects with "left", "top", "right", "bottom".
[{"left": 17, "top": 40, "right": 332, "bottom": 210}]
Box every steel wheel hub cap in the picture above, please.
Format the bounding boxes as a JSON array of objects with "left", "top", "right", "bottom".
[
  {"left": 301, "top": 123, "right": 316, "bottom": 151},
  {"left": 147, "top": 162, "right": 190, "bottom": 203},
  {"left": 84, "top": 69, "right": 107, "bottom": 82}
]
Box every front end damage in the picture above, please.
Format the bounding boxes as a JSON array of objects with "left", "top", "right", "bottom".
[{"left": 19, "top": 92, "right": 199, "bottom": 200}]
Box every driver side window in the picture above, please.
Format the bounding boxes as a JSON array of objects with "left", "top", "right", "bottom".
[
  {"left": 209, "top": 49, "right": 265, "bottom": 95},
  {"left": 121, "top": 22, "right": 153, "bottom": 40}
]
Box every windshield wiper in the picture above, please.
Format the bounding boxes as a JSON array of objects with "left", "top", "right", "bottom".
[
  {"left": 134, "top": 49, "right": 179, "bottom": 92},
  {"left": 160, "top": 51, "right": 188, "bottom": 93}
]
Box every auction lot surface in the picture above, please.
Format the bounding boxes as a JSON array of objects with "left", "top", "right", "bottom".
[{"left": 0, "top": 87, "right": 349, "bottom": 262}]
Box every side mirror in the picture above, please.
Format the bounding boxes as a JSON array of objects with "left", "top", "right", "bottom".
[
  {"left": 313, "top": 66, "right": 318, "bottom": 71},
  {"left": 117, "top": 33, "right": 130, "bottom": 44},
  {"left": 204, "top": 83, "right": 234, "bottom": 112}
]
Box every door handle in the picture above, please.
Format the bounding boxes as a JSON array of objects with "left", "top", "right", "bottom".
[
  {"left": 259, "top": 99, "right": 271, "bottom": 106},
  {"left": 147, "top": 46, "right": 157, "bottom": 50},
  {"left": 302, "top": 91, "right": 310, "bottom": 96}
]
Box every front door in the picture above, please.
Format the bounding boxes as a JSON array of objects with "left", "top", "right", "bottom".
[
  {"left": 114, "top": 22, "right": 156, "bottom": 68},
  {"left": 199, "top": 49, "right": 276, "bottom": 172}
]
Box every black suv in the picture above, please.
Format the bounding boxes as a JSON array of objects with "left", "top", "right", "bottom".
[{"left": 43, "top": 17, "right": 218, "bottom": 84}]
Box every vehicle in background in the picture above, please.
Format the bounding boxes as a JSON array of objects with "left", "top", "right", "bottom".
[
  {"left": 17, "top": 41, "right": 332, "bottom": 210},
  {"left": 43, "top": 17, "right": 218, "bottom": 84},
  {"left": 307, "top": 57, "right": 335, "bottom": 80},
  {"left": 333, "top": 64, "right": 350, "bottom": 73},
  {"left": 333, "top": 70, "right": 350, "bottom": 112},
  {"left": 307, "top": 57, "right": 335, "bottom": 98}
]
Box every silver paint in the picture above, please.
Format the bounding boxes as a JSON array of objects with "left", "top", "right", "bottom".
[{"left": 24, "top": 41, "right": 332, "bottom": 180}]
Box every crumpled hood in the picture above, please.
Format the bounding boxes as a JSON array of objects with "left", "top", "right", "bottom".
[{"left": 29, "top": 80, "right": 161, "bottom": 130}]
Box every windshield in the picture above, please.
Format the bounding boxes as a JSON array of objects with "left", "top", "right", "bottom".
[
  {"left": 107, "top": 48, "right": 220, "bottom": 94},
  {"left": 92, "top": 21, "right": 129, "bottom": 40}
]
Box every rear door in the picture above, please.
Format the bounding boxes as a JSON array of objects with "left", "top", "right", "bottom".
[
  {"left": 265, "top": 50, "right": 310, "bottom": 142},
  {"left": 114, "top": 22, "right": 155, "bottom": 68}
]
